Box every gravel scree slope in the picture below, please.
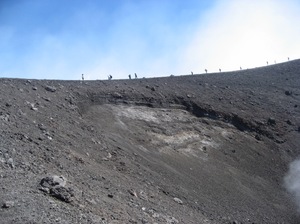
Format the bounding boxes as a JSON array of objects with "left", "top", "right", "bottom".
[{"left": 0, "top": 60, "right": 300, "bottom": 223}]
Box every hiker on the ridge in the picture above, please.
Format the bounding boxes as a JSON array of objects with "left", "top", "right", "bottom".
[
  {"left": 129, "top": 74, "right": 131, "bottom": 79},
  {"left": 82, "top": 74, "right": 84, "bottom": 81},
  {"left": 108, "top": 75, "right": 112, "bottom": 80},
  {"left": 135, "top": 73, "right": 137, "bottom": 79}
]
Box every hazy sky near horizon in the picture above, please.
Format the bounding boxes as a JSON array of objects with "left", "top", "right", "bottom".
[{"left": 1, "top": 0, "right": 300, "bottom": 80}]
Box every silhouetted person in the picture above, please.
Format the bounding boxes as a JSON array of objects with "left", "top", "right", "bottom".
[
  {"left": 191, "top": 71, "right": 193, "bottom": 75},
  {"left": 288, "top": 57, "right": 290, "bottom": 61},
  {"left": 240, "top": 67, "right": 242, "bottom": 70},
  {"left": 205, "top": 69, "right": 207, "bottom": 73},
  {"left": 219, "top": 69, "right": 221, "bottom": 72},
  {"left": 82, "top": 74, "right": 84, "bottom": 81},
  {"left": 135, "top": 73, "right": 137, "bottom": 79},
  {"left": 266, "top": 61, "right": 269, "bottom": 65},
  {"left": 128, "top": 74, "right": 131, "bottom": 79},
  {"left": 108, "top": 75, "right": 112, "bottom": 80}
]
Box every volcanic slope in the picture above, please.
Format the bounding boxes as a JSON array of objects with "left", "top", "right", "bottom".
[{"left": 0, "top": 60, "right": 300, "bottom": 224}]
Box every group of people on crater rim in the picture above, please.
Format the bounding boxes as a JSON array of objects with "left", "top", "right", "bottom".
[
  {"left": 81, "top": 57, "right": 291, "bottom": 81},
  {"left": 81, "top": 73, "right": 138, "bottom": 81},
  {"left": 105, "top": 73, "right": 139, "bottom": 80},
  {"left": 128, "top": 73, "right": 138, "bottom": 80}
]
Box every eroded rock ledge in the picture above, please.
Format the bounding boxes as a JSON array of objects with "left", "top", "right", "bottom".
[{"left": 77, "top": 92, "right": 284, "bottom": 143}]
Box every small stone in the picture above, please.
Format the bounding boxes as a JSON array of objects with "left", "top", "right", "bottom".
[
  {"left": 255, "top": 135, "right": 262, "bottom": 141},
  {"left": 141, "top": 218, "right": 148, "bottom": 224},
  {"left": 173, "top": 197, "right": 183, "bottom": 204},
  {"left": 7, "top": 158, "right": 14, "bottom": 168},
  {"left": 0, "top": 114, "right": 9, "bottom": 122},
  {"left": 38, "top": 123, "right": 47, "bottom": 131},
  {"left": 275, "top": 138, "right": 285, "bottom": 144},
  {"left": 30, "top": 103, "right": 38, "bottom": 111},
  {"left": 152, "top": 212, "right": 160, "bottom": 218},
  {"left": 108, "top": 194, "right": 113, "bottom": 198},
  {"left": 17, "top": 109, "right": 25, "bottom": 116},
  {"left": 166, "top": 216, "right": 179, "bottom": 223},
  {"left": 43, "top": 97, "right": 51, "bottom": 102},
  {"left": 86, "top": 198, "right": 97, "bottom": 205},
  {"left": 40, "top": 175, "right": 67, "bottom": 189},
  {"left": 2, "top": 201, "right": 14, "bottom": 208},
  {"left": 128, "top": 189, "right": 137, "bottom": 197},
  {"left": 139, "top": 190, "right": 148, "bottom": 201},
  {"left": 285, "top": 90, "right": 292, "bottom": 96},
  {"left": 267, "top": 117, "right": 276, "bottom": 126},
  {"left": 32, "top": 87, "right": 38, "bottom": 90},
  {"left": 50, "top": 186, "right": 74, "bottom": 203},
  {"left": 45, "top": 85, "right": 57, "bottom": 92},
  {"left": 113, "top": 92, "right": 123, "bottom": 98}
]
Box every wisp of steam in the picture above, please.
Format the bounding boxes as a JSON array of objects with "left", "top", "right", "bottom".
[{"left": 284, "top": 159, "right": 300, "bottom": 211}]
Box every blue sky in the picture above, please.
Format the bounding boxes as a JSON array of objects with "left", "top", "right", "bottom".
[{"left": 1, "top": 0, "right": 300, "bottom": 80}]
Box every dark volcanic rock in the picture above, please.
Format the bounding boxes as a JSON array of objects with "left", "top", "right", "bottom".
[
  {"left": 49, "top": 186, "right": 74, "bottom": 203},
  {"left": 39, "top": 175, "right": 67, "bottom": 189},
  {"left": 45, "top": 85, "right": 57, "bottom": 92},
  {"left": 285, "top": 90, "right": 292, "bottom": 96},
  {"left": 2, "top": 201, "right": 14, "bottom": 208},
  {"left": 267, "top": 117, "right": 276, "bottom": 125},
  {"left": 39, "top": 175, "right": 73, "bottom": 203}
]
